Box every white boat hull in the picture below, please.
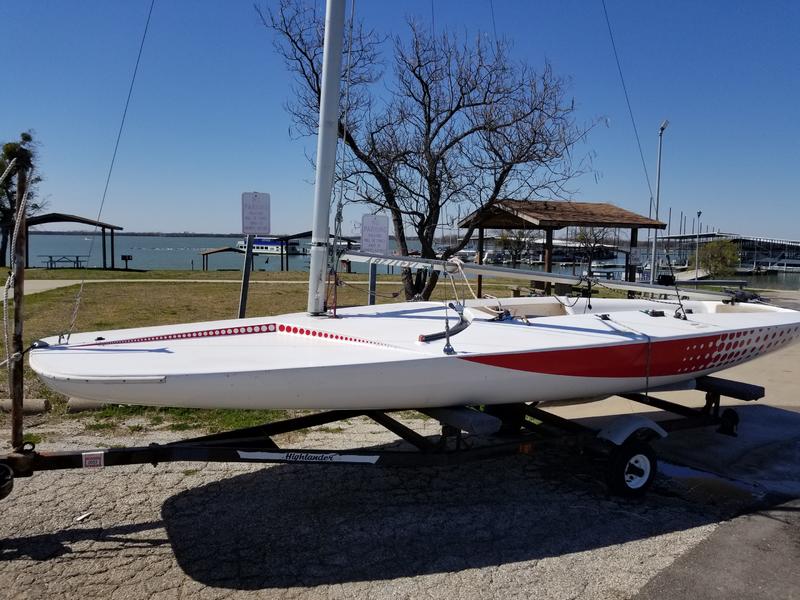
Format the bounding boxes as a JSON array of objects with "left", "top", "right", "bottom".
[{"left": 30, "top": 297, "right": 800, "bottom": 410}]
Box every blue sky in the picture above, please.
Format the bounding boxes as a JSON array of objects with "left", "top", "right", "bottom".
[{"left": 2, "top": 1, "right": 798, "bottom": 238}]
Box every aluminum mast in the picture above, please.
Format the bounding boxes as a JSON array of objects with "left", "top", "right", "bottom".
[{"left": 307, "top": 0, "right": 346, "bottom": 315}]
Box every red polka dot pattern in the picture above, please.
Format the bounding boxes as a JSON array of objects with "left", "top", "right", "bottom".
[
  {"left": 74, "top": 322, "right": 388, "bottom": 348},
  {"left": 674, "top": 325, "right": 800, "bottom": 374}
]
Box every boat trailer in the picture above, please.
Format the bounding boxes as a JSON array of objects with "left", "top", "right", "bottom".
[{"left": 0, "top": 375, "right": 764, "bottom": 501}]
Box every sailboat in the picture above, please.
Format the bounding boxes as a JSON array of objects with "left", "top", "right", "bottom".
[{"left": 28, "top": 1, "right": 800, "bottom": 411}]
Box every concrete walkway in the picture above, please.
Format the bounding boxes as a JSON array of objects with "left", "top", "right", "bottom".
[
  {"left": 10, "top": 278, "right": 319, "bottom": 299},
  {"left": 13, "top": 278, "right": 415, "bottom": 299}
]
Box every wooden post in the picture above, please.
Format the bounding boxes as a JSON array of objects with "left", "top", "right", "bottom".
[
  {"left": 477, "top": 227, "right": 484, "bottom": 298},
  {"left": 101, "top": 227, "right": 107, "bottom": 269},
  {"left": 110, "top": 229, "right": 116, "bottom": 269},
  {"left": 627, "top": 228, "right": 638, "bottom": 281},
  {"left": 368, "top": 263, "right": 377, "bottom": 305},
  {"left": 627, "top": 228, "right": 639, "bottom": 297},
  {"left": 544, "top": 228, "right": 553, "bottom": 295},
  {"left": 11, "top": 167, "right": 28, "bottom": 449}
]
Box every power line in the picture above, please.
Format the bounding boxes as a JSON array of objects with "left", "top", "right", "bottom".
[
  {"left": 600, "top": 0, "right": 654, "bottom": 212},
  {"left": 66, "top": 0, "right": 156, "bottom": 338},
  {"left": 96, "top": 0, "right": 156, "bottom": 231}
]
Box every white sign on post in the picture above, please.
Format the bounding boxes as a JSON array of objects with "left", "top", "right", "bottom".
[
  {"left": 241, "top": 192, "right": 271, "bottom": 234},
  {"left": 360, "top": 214, "right": 389, "bottom": 255}
]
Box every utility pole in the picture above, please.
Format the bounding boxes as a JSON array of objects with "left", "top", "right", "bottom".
[
  {"left": 695, "top": 210, "right": 702, "bottom": 281},
  {"left": 649, "top": 120, "right": 669, "bottom": 284}
]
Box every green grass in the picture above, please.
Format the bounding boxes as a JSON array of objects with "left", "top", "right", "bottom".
[
  {"left": 76, "top": 403, "right": 290, "bottom": 433},
  {"left": 24, "top": 268, "right": 308, "bottom": 281},
  {"left": 22, "top": 432, "right": 43, "bottom": 444}
]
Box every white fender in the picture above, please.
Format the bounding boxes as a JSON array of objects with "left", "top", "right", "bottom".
[{"left": 596, "top": 414, "right": 668, "bottom": 446}]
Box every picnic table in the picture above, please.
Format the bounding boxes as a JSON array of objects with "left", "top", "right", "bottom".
[{"left": 38, "top": 254, "right": 90, "bottom": 269}]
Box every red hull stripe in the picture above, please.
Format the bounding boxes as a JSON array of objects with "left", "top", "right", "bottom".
[{"left": 461, "top": 326, "right": 799, "bottom": 378}]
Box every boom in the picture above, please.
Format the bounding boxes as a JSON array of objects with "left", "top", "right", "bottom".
[{"left": 341, "top": 251, "right": 731, "bottom": 302}]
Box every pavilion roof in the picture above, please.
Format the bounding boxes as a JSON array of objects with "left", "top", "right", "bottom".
[{"left": 457, "top": 200, "right": 665, "bottom": 230}]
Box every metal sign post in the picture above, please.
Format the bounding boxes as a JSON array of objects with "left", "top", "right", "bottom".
[
  {"left": 239, "top": 192, "right": 270, "bottom": 318},
  {"left": 360, "top": 214, "right": 389, "bottom": 305}
]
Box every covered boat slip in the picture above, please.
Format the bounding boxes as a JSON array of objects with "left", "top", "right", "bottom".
[{"left": 28, "top": 296, "right": 800, "bottom": 410}]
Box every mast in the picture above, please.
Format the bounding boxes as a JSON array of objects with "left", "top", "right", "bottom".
[{"left": 307, "top": 0, "right": 346, "bottom": 315}]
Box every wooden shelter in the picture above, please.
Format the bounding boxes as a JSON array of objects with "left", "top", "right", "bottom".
[
  {"left": 26, "top": 213, "right": 123, "bottom": 269},
  {"left": 457, "top": 200, "right": 665, "bottom": 294},
  {"left": 199, "top": 246, "right": 246, "bottom": 271}
]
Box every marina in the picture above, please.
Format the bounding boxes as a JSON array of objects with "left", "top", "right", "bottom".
[{"left": 26, "top": 231, "right": 800, "bottom": 289}]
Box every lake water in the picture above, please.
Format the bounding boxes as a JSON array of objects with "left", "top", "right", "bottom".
[
  {"left": 27, "top": 233, "right": 800, "bottom": 290},
  {"left": 28, "top": 233, "right": 307, "bottom": 272}
]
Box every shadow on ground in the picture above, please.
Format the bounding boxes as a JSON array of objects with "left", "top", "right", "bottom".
[
  {"left": 3, "top": 405, "right": 799, "bottom": 592},
  {"left": 0, "top": 521, "right": 166, "bottom": 561},
  {"left": 158, "top": 450, "right": 720, "bottom": 590}
]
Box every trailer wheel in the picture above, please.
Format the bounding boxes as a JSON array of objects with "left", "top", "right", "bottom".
[
  {"left": 717, "top": 408, "right": 739, "bottom": 437},
  {"left": 606, "top": 439, "right": 656, "bottom": 498},
  {"left": 0, "top": 464, "right": 13, "bottom": 501}
]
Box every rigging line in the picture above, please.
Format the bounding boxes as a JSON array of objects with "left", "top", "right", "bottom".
[
  {"left": 0, "top": 158, "right": 17, "bottom": 188},
  {"left": 330, "top": 0, "right": 357, "bottom": 276},
  {"left": 600, "top": 0, "right": 654, "bottom": 207},
  {"left": 66, "top": 0, "right": 156, "bottom": 340},
  {"left": 4, "top": 168, "right": 34, "bottom": 383}
]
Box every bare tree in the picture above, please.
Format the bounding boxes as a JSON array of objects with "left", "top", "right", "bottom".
[
  {"left": 498, "top": 229, "right": 531, "bottom": 266},
  {"left": 260, "top": 1, "right": 591, "bottom": 299},
  {"left": 574, "top": 226, "right": 612, "bottom": 276}
]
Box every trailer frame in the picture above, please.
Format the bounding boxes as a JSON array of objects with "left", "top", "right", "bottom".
[{"left": 0, "top": 375, "right": 764, "bottom": 501}]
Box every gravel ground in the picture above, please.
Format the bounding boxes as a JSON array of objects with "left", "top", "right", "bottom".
[{"left": 1, "top": 415, "right": 738, "bottom": 600}]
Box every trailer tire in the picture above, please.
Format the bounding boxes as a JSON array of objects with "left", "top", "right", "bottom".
[
  {"left": 605, "top": 439, "right": 656, "bottom": 498},
  {"left": 0, "top": 464, "right": 13, "bottom": 501},
  {"left": 717, "top": 408, "right": 739, "bottom": 437}
]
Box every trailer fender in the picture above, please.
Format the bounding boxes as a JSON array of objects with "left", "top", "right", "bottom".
[{"left": 596, "top": 415, "right": 667, "bottom": 446}]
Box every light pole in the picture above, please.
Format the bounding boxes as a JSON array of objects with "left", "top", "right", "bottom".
[
  {"left": 695, "top": 210, "right": 702, "bottom": 280},
  {"left": 650, "top": 120, "right": 669, "bottom": 284}
]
